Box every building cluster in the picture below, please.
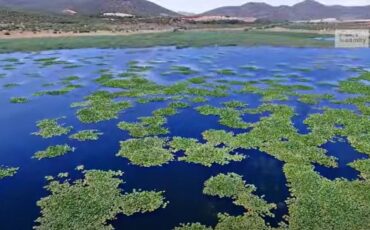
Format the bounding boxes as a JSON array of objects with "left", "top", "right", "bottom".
[{"left": 184, "top": 15, "right": 257, "bottom": 23}]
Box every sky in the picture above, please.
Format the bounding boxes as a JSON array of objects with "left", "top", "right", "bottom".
[{"left": 149, "top": 0, "right": 370, "bottom": 13}]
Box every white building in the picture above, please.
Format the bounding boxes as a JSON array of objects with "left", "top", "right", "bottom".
[{"left": 102, "top": 13, "right": 134, "bottom": 18}]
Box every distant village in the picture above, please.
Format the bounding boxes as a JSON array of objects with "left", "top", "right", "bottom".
[
  {"left": 294, "top": 18, "right": 370, "bottom": 24},
  {"left": 100, "top": 11, "right": 258, "bottom": 23},
  {"left": 99, "top": 11, "right": 370, "bottom": 26}
]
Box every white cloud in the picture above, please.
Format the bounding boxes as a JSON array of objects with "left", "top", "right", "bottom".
[{"left": 149, "top": 0, "right": 370, "bottom": 13}]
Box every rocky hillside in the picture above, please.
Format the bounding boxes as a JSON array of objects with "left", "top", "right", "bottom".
[{"left": 0, "top": 0, "right": 178, "bottom": 17}]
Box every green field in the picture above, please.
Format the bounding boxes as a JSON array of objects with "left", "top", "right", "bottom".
[{"left": 0, "top": 30, "right": 333, "bottom": 53}]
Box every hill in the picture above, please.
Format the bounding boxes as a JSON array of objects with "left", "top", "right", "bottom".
[
  {"left": 203, "top": 0, "right": 370, "bottom": 21},
  {"left": 0, "top": 0, "right": 178, "bottom": 17}
]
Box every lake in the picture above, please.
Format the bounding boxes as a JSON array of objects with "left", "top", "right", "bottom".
[{"left": 0, "top": 46, "right": 369, "bottom": 229}]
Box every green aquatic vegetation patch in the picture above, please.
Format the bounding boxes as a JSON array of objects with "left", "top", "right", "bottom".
[
  {"left": 175, "top": 223, "right": 212, "bottom": 230},
  {"left": 76, "top": 93, "right": 132, "bottom": 123},
  {"left": 70, "top": 101, "right": 91, "bottom": 108},
  {"left": 169, "top": 101, "right": 190, "bottom": 109},
  {"left": 191, "top": 96, "right": 208, "bottom": 103},
  {"left": 69, "top": 130, "right": 103, "bottom": 141},
  {"left": 178, "top": 143, "right": 243, "bottom": 167},
  {"left": 339, "top": 95, "right": 370, "bottom": 115},
  {"left": 216, "top": 69, "right": 236, "bottom": 76},
  {"left": 339, "top": 72, "right": 370, "bottom": 96},
  {"left": 347, "top": 66, "right": 366, "bottom": 72},
  {"left": 317, "top": 81, "right": 337, "bottom": 87},
  {"left": 34, "top": 169, "right": 167, "bottom": 230},
  {"left": 203, "top": 173, "right": 247, "bottom": 198},
  {"left": 127, "top": 62, "right": 153, "bottom": 73},
  {"left": 118, "top": 115, "right": 168, "bottom": 138},
  {"left": 197, "top": 105, "right": 250, "bottom": 129},
  {"left": 151, "top": 102, "right": 188, "bottom": 117},
  {"left": 1, "top": 58, "right": 19, "bottom": 63},
  {"left": 337, "top": 72, "right": 370, "bottom": 115},
  {"left": 349, "top": 159, "right": 370, "bottom": 179},
  {"left": 34, "top": 57, "right": 69, "bottom": 67},
  {"left": 292, "top": 67, "right": 313, "bottom": 73},
  {"left": 211, "top": 84, "right": 230, "bottom": 91},
  {"left": 34, "top": 57, "right": 58, "bottom": 63},
  {"left": 63, "top": 64, "right": 83, "bottom": 69},
  {"left": 169, "top": 65, "right": 198, "bottom": 75},
  {"left": 95, "top": 74, "right": 113, "bottom": 84},
  {"left": 240, "top": 65, "right": 261, "bottom": 71},
  {"left": 297, "top": 93, "right": 333, "bottom": 105},
  {"left": 188, "top": 77, "right": 207, "bottom": 84},
  {"left": 3, "top": 83, "right": 20, "bottom": 89},
  {"left": 119, "top": 102, "right": 188, "bottom": 138},
  {"left": 304, "top": 108, "right": 370, "bottom": 155},
  {"left": 176, "top": 173, "right": 277, "bottom": 230},
  {"left": 171, "top": 95, "right": 187, "bottom": 101},
  {"left": 97, "top": 68, "right": 111, "bottom": 74},
  {"left": 121, "top": 189, "right": 168, "bottom": 215},
  {"left": 163, "top": 82, "right": 189, "bottom": 95},
  {"left": 170, "top": 136, "right": 244, "bottom": 167},
  {"left": 101, "top": 76, "right": 163, "bottom": 96},
  {"left": 239, "top": 82, "right": 314, "bottom": 101},
  {"left": 2, "top": 64, "right": 16, "bottom": 70},
  {"left": 339, "top": 80, "right": 370, "bottom": 96},
  {"left": 187, "top": 87, "right": 229, "bottom": 98},
  {"left": 118, "top": 71, "right": 143, "bottom": 78},
  {"left": 202, "top": 130, "right": 235, "bottom": 146},
  {"left": 61, "top": 75, "right": 80, "bottom": 84},
  {"left": 32, "top": 118, "right": 72, "bottom": 138},
  {"left": 214, "top": 213, "right": 276, "bottom": 230},
  {"left": 117, "top": 137, "right": 174, "bottom": 167},
  {"left": 284, "top": 163, "right": 370, "bottom": 230},
  {"left": 0, "top": 166, "right": 19, "bottom": 179},
  {"left": 163, "top": 82, "right": 228, "bottom": 98},
  {"left": 204, "top": 173, "right": 275, "bottom": 216},
  {"left": 258, "top": 138, "right": 336, "bottom": 167},
  {"left": 225, "top": 104, "right": 337, "bottom": 167},
  {"left": 175, "top": 214, "right": 275, "bottom": 230},
  {"left": 153, "top": 107, "right": 178, "bottom": 117},
  {"left": 41, "top": 83, "right": 55, "bottom": 87},
  {"left": 223, "top": 100, "right": 247, "bottom": 109},
  {"left": 10, "top": 97, "right": 28, "bottom": 104},
  {"left": 136, "top": 97, "right": 166, "bottom": 104},
  {"left": 216, "top": 79, "right": 245, "bottom": 85},
  {"left": 33, "top": 144, "right": 75, "bottom": 160},
  {"left": 33, "top": 84, "right": 82, "bottom": 96},
  {"left": 292, "top": 76, "right": 311, "bottom": 83}
]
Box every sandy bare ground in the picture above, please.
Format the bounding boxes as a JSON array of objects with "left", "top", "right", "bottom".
[
  {"left": 0, "top": 27, "right": 330, "bottom": 39},
  {"left": 0, "top": 29, "right": 176, "bottom": 39}
]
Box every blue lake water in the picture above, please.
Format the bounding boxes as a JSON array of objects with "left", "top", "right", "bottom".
[
  {"left": 0, "top": 46, "right": 369, "bottom": 229},
  {"left": 315, "top": 138, "right": 368, "bottom": 180}
]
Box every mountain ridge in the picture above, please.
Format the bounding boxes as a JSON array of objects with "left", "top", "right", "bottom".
[{"left": 203, "top": 0, "right": 370, "bottom": 21}]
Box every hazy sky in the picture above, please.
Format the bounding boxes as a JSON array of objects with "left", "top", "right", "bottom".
[{"left": 150, "top": 0, "right": 370, "bottom": 13}]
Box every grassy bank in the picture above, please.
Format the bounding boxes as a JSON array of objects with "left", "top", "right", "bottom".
[{"left": 0, "top": 30, "right": 333, "bottom": 53}]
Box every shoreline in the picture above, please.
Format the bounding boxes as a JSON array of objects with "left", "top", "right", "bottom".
[
  {"left": 0, "top": 29, "right": 334, "bottom": 53},
  {"left": 0, "top": 27, "right": 333, "bottom": 40}
]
